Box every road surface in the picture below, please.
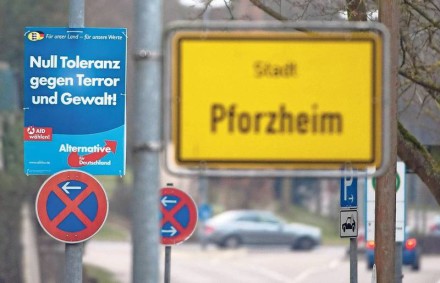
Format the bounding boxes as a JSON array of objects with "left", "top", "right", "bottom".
[{"left": 84, "top": 241, "right": 440, "bottom": 283}]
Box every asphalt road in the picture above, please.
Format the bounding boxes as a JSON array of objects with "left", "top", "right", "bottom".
[{"left": 84, "top": 241, "right": 440, "bottom": 283}]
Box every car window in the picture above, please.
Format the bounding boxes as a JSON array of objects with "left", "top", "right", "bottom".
[
  {"left": 259, "top": 213, "right": 282, "bottom": 224},
  {"left": 236, "top": 215, "right": 259, "bottom": 222},
  {"left": 208, "top": 211, "right": 239, "bottom": 224}
]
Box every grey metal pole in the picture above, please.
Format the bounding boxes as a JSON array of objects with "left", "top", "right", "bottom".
[
  {"left": 132, "top": 0, "right": 163, "bottom": 282},
  {"left": 65, "top": 243, "right": 83, "bottom": 283},
  {"left": 395, "top": 242, "right": 403, "bottom": 283},
  {"left": 64, "top": 1, "right": 85, "bottom": 283},
  {"left": 164, "top": 246, "right": 172, "bottom": 283},
  {"left": 350, "top": 238, "right": 358, "bottom": 283},
  {"left": 198, "top": 173, "right": 208, "bottom": 249},
  {"left": 69, "top": 0, "right": 84, "bottom": 28}
]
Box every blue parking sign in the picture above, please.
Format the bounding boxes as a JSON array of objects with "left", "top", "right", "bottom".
[
  {"left": 24, "top": 27, "right": 127, "bottom": 175},
  {"left": 340, "top": 175, "right": 358, "bottom": 208}
]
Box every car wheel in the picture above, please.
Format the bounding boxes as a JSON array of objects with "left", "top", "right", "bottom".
[
  {"left": 411, "top": 254, "right": 420, "bottom": 271},
  {"left": 293, "top": 237, "right": 315, "bottom": 251},
  {"left": 222, "top": 236, "right": 241, "bottom": 249}
]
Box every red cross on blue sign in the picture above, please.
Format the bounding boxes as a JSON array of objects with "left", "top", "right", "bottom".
[
  {"left": 160, "top": 187, "right": 198, "bottom": 245},
  {"left": 36, "top": 170, "right": 108, "bottom": 243}
]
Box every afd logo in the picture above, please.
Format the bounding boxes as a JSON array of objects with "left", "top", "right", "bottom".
[
  {"left": 24, "top": 126, "right": 52, "bottom": 141},
  {"left": 27, "top": 31, "right": 45, "bottom": 41}
]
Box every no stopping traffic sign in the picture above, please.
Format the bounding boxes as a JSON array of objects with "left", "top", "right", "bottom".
[
  {"left": 160, "top": 187, "right": 198, "bottom": 245},
  {"left": 36, "top": 170, "right": 108, "bottom": 243}
]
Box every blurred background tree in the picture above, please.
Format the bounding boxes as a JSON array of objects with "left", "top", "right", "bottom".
[{"left": 0, "top": 1, "right": 68, "bottom": 281}]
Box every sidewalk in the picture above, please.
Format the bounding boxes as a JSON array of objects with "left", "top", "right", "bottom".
[
  {"left": 21, "top": 203, "right": 41, "bottom": 283},
  {"left": 83, "top": 240, "right": 131, "bottom": 283}
]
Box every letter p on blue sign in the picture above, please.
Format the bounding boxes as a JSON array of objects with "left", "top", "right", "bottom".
[{"left": 340, "top": 173, "right": 358, "bottom": 208}]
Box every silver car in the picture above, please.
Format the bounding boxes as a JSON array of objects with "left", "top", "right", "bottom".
[{"left": 203, "top": 210, "right": 321, "bottom": 250}]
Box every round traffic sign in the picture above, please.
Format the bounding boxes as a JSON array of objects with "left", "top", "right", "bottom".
[
  {"left": 36, "top": 170, "right": 108, "bottom": 243},
  {"left": 160, "top": 187, "right": 198, "bottom": 245}
]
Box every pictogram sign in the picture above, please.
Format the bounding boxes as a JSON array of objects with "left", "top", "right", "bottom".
[
  {"left": 160, "top": 187, "right": 198, "bottom": 245},
  {"left": 36, "top": 170, "right": 108, "bottom": 243},
  {"left": 340, "top": 210, "right": 358, "bottom": 238}
]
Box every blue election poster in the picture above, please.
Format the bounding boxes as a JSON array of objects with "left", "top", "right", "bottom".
[{"left": 24, "top": 27, "right": 127, "bottom": 175}]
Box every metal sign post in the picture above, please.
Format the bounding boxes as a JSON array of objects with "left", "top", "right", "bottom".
[
  {"left": 340, "top": 166, "right": 358, "bottom": 283},
  {"left": 350, "top": 237, "right": 358, "bottom": 283},
  {"left": 67, "top": 2, "right": 83, "bottom": 282},
  {"left": 164, "top": 246, "right": 171, "bottom": 283},
  {"left": 160, "top": 184, "right": 198, "bottom": 283}
]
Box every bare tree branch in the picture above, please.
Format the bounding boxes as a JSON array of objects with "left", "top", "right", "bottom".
[
  {"left": 346, "top": 0, "right": 367, "bottom": 21},
  {"left": 223, "top": 0, "right": 234, "bottom": 19},
  {"left": 195, "top": 0, "right": 234, "bottom": 19},
  {"left": 398, "top": 122, "right": 440, "bottom": 204},
  {"left": 399, "top": 70, "right": 440, "bottom": 103},
  {"left": 249, "top": 0, "right": 289, "bottom": 20},
  {"left": 403, "top": 0, "right": 440, "bottom": 29}
]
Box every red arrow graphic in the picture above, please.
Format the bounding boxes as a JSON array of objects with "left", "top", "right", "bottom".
[{"left": 68, "top": 141, "right": 117, "bottom": 167}]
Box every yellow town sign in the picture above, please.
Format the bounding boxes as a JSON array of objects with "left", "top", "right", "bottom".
[{"left": 170, "top": 28, "right": 385, "bottom": 170}]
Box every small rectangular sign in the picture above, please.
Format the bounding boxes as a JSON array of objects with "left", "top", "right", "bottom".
[
  {"left": 365, "top": 162, "right": 406, "bottom": 242},
  {"left": 340, "top": 210, "right": 358, "bottom": 238},
  {"left": 24, "top": 27, "right": 127, "bottom": 175},
  {"left": 340, "top": 175, "right": 358, "bottom": 208}
]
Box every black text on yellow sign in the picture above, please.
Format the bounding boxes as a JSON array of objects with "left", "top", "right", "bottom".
[{"left": 171, "top": 31, "right": 383, "bottom": 169}]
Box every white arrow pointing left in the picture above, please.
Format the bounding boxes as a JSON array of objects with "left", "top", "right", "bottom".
[
  {"left": 161, "top": 226, "right": 177, "bottom": 236},
  {"left": 161, "top": 196, "right": 177, "bottom": 207},
  {"left": 61, "top": 182, "right": 82, "bottom": 194}
]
